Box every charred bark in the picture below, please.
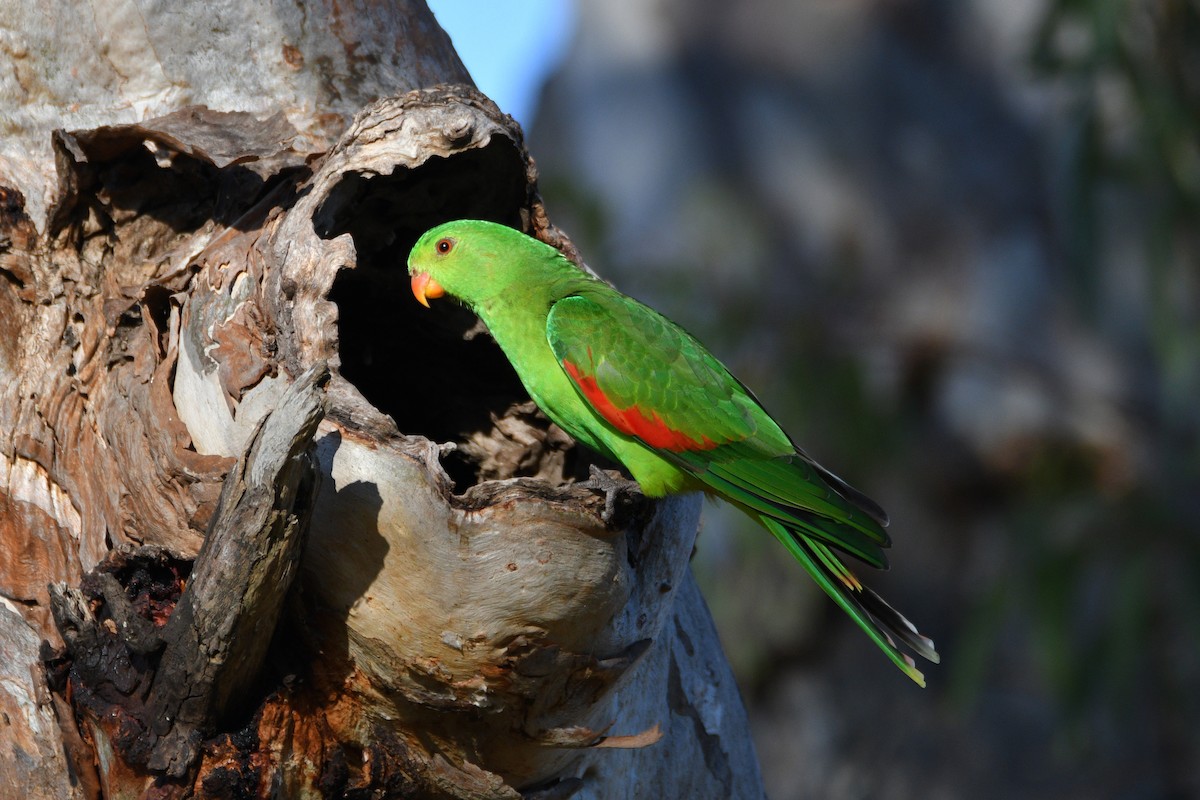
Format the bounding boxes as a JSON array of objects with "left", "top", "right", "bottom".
[{"left": 0, "top": 2, "right": 763, "bottom": 798}]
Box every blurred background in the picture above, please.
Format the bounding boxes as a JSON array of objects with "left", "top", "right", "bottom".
[{"left": 429, "top": 1, "right": 1200, "bottom": 797}]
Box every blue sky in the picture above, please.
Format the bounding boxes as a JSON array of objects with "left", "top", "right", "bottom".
[{"left": 427, "top": 1, "right": 576, "bottom": 129}]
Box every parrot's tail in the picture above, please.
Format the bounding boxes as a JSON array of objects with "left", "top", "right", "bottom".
[{"left": 759, "top": 515, "right": 940, "bottom": 686}]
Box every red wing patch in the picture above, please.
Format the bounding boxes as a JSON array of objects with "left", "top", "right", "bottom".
[{"left": 562, "top": 360, "right": 718, "bottom": 452}]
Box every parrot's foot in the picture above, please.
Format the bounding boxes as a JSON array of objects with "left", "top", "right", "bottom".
[{"left": 580, "top": 464, "right": 641, "bottom": 525}]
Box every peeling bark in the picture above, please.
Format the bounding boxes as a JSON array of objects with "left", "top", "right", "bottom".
[{"left": 0, "top": 2, "right": 764, "bottom": 797}]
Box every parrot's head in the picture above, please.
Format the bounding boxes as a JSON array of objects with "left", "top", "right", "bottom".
[{"left": 408, "top": 219, "right": 552, "bottom": 310}]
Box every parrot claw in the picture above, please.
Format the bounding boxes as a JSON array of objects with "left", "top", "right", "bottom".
[{"left": 580, "top": 464, "right": 641, "bottom": 525}]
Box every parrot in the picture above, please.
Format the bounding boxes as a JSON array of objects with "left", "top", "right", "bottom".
[{"left": 408, "top": 219, "right": 939, "bottom": 685}]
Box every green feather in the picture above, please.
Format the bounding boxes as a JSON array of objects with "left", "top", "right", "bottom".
[
  {"left": 759, "top": 517, "right": 931, "bottom": 686},
  {"left": 692, "top": 463, "right": 889, "bottom": 568}
]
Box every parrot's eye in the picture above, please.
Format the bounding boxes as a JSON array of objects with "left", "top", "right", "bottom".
[{"left": 436, "top": 238, "right": 454, "bottom": 255}]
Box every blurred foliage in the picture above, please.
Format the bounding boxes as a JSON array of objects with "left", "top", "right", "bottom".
[
  {"left": 947, "top": 0, "right": 1200, "bottom": 751},
  {"left": 1032, "top": 0, "right": 1200, "bottom": 393}
]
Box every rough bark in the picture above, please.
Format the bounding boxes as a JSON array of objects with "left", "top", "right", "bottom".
[{"left": 0, "top": 2, "right": 764, "bottom": 798}]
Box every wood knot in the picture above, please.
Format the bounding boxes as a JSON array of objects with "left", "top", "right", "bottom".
[{"left": 444, "top": 118, "right": 475, "bottom": 148}]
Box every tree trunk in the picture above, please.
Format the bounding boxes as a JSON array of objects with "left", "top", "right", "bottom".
[{"left": 0, "top": 2, "right": 764, "bottom": 797}]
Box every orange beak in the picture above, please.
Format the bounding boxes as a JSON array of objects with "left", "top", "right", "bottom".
[{"left": 411, "top": 272, "right": 445, "bottom": 308}]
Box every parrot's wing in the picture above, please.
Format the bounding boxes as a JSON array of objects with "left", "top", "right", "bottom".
[
  {"left": 546, "top": 293, "right": 776, "bottom": 454},
  {"left": 546, "top": 292, "right": 890, "bottom": 566}
]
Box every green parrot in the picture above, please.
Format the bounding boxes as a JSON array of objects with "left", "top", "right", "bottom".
[{"left": 408, "top": 219, "right": 938, "bottom": 685}]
